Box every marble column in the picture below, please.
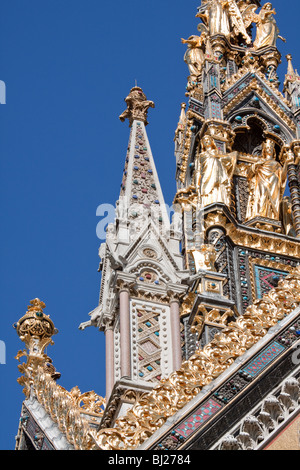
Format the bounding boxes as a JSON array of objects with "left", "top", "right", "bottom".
[
  {"left": 105, "top": 324, "right": 115, "bottom": 401},
  {"left": 119, "top": 289, "right": 131, "bottom": 378},
  {"left": 170, "top": 298, "right": 182, "bottom": 372}
]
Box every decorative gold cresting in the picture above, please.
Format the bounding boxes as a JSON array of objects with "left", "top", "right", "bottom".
[
  {"left": 119, "top": 86, "right": 155, "bottom": 127},
  {"left": 15, "top": 299, "right": 106, "bottom": 449}
]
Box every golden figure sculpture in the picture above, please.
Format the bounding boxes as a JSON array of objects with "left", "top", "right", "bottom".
[
  {"left": 226, "top": 0, "right": 252, "bottom": 44},
  {"left": 182, "top": 35, "right": 205, "bottom": 82},
  {"left": 197, "top": 0, "right": 231, "bottom": 39},
  {"left": 280, "top": 196, "right": 296, "bottom": 237},
  {"left": 194, "top": 135, "right": 237, "bottom": 208},
  {"left": 246, "top": 139, "right": 291, "bottom": 221},
  {"left": 191, "top": 244, "right": 217, "bottom": 272},
  {"left": 197, "top": 0, "right": 256, "bottom": 45},
  {"left": 253, "top": 3, "right": 285, "bottom": 50}
]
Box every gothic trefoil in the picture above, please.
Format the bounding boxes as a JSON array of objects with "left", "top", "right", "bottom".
[{"left": 15, "top": 1, "right": 300, "bottom": 451}]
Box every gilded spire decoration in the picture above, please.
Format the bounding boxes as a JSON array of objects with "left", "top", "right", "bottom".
[
  {"left": 119, "top": 86, "right": 155, "bottom": 127},
  {"left": 14, "top": 298, "right": 60, "bottom": 397}
]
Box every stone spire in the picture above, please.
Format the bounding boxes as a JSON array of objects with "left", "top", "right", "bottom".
[{"left": 117, "top": 87, "right": 170, "bottom": 248}]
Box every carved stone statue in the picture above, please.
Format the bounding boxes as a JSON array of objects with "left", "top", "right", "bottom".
[
  {"left": 246, "top": 139, "right": 290, "bottom": 221},
  {"left": 182, "top": 35, "right": 205, "bottom": 82},
  {"left": 253, "top": 3, "right": 285, "bottom": 50},
  {"left": 194, "top": 135, "right": 237, "bottom": 208}
]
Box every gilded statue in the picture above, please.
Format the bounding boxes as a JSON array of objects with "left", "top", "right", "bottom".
[
  {"left": 253, "top": 3, "right": 286, "bottom": 50},
  {"left": 194, "top": 135, "right": 237, "bottom": 208},
  {"left": 280, "top": 196, "right": 296, "bottom": 237},
  {"left": 182, "top": 35, "right": 206, "bottom": 82},
  {"left": 196, "top": 0, "right": 231, "bottom": 39},
  {"left": 196, "top": 0, "right": 257, "bottom": 45},
  {"left": 246, "top": 139, "right": 292, "bottom": 221},
  {"left": 225, "top": 0, "right": 253, "bottom": 44},
  {"left": 191, "top": 244, "right": 217, "bottom": 272}
]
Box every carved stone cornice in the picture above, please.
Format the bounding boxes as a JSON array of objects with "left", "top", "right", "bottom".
[{"left": 167, "top": 283, "right": 188, "bottom": 303}]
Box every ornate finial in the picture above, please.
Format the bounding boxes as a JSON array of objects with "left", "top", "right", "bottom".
[
  {"left": 14, "top": 298, "right": 59, "bottom": 396},
  {"left": 286, "top": 54, "right": 296, "bottom": 77},
  {"left": 119, "top": 86, "right": 155, "bottom": 127},
  {"left": 15, "top": 298, "right": 57, "bottom": 353}
]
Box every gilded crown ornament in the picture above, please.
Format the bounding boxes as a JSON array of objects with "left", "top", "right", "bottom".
[{"left": 15, "top": 298, "right": 57, "bottom": 355}]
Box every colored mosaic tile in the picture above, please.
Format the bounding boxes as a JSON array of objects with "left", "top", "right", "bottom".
[
  {"left": 174, "top": 399, "right": 222, "bottom": 439},
  {"left": 239, "top": 341, "right": 285, "bottom": 378},
  {"left": 254, "top": 265, "right": 289, "bottom": 299}
]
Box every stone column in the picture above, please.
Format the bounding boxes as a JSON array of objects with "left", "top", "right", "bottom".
[
  {"left": 104, "top": 322, "right": 115, "bottom": 401},
  {"left": 119, "top": 288, "right": 131, "bottom": 378},
  {"left": 169, "top": 297, "right": 182, "bottom": 372}
]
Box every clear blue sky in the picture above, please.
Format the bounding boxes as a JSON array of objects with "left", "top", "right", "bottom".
[{"left": 0, "top": 0, "right": 299, "bottom": 450}]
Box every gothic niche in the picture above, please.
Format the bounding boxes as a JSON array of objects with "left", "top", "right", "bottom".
[
  {"left": 232, "top": 118, "right": 287, "bottom": 229},
  {"left": 233, "top": 118, "right": 265, "bottom": 156}
]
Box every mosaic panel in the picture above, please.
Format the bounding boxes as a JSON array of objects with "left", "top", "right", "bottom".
[
  {"left": 136, "top": 307, "right": 162, "bottom": 383},
  {"left": 174, "top": 399, "right": 222, "bottom": 439},
  {"left": 237, "top": 248, "right": 298, "bottom": 312},
  {"left": 22, "top": 408, "right": 54, "bottom": 450},
  {"left": 240, "top": 341, "right": 285, "bottom": 378}
]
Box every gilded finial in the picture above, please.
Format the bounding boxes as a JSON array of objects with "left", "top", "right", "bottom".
[
  {"left": 14, "top": 298, "right": 57, "bottom": 350},
  {"left": 14, "top": 298, "right": 59, "bottom": 396},
  {"left": 119, "top": 86, "right": 155, "bottom": 127}
]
